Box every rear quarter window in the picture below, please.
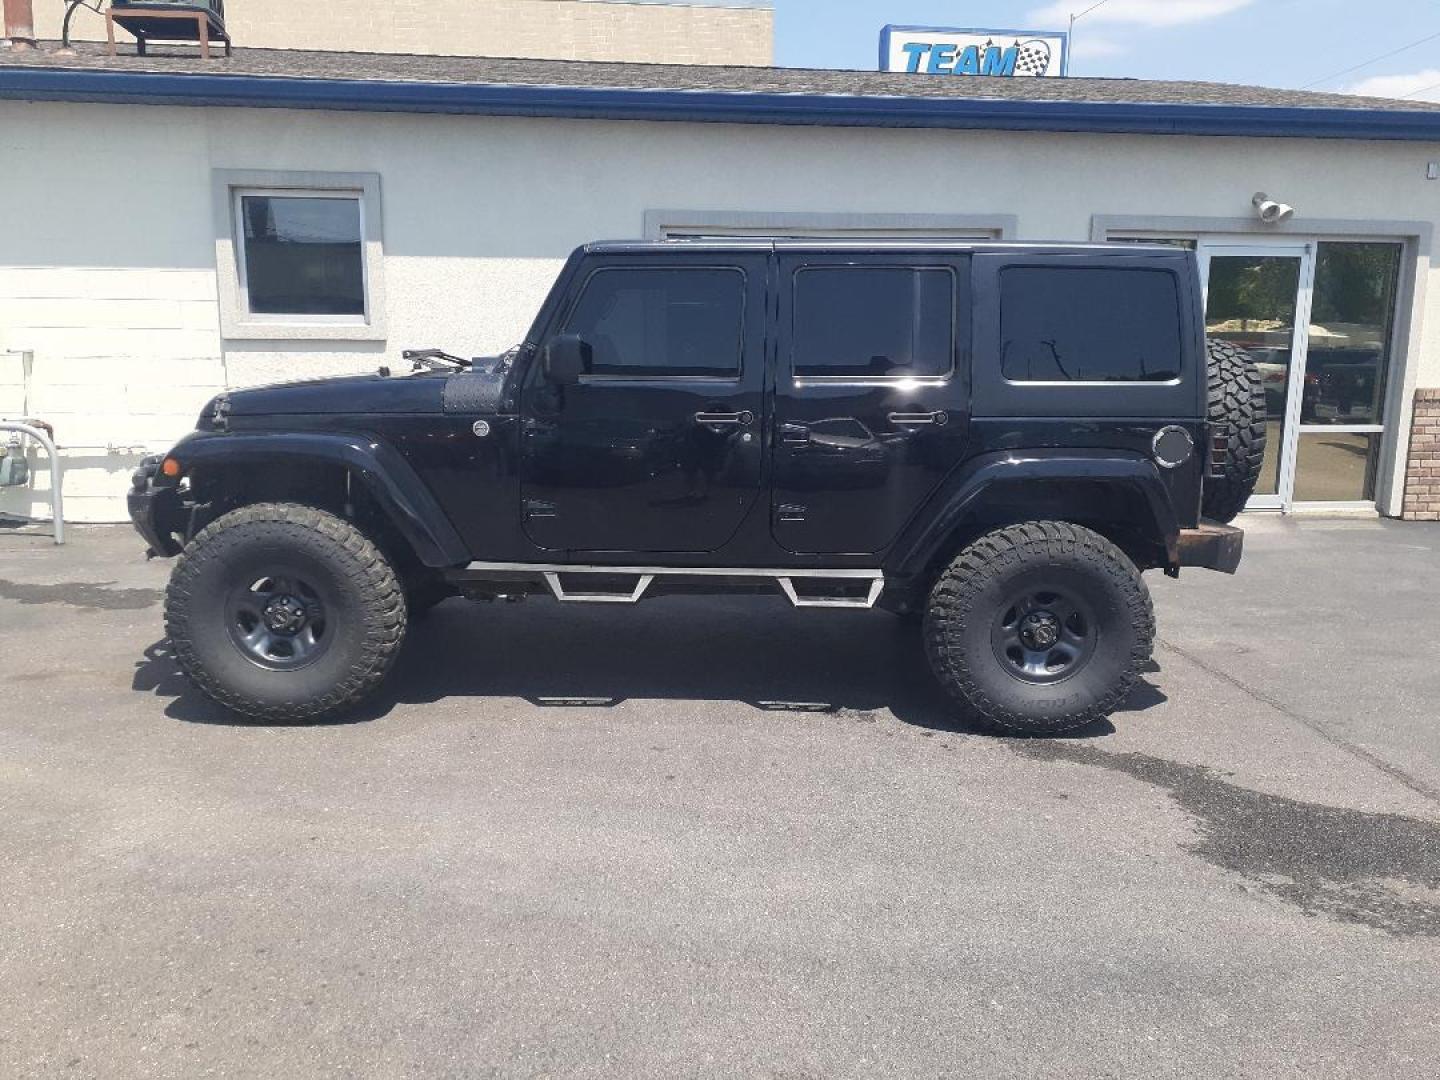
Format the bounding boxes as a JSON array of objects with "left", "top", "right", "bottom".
[{"left": 1000, "top": 266, "right": 1183, "bottom": 383}]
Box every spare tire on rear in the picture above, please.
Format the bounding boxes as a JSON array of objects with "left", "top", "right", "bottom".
[{"left": 1201, "top": 339, "right": 1267, "bottom": 524}]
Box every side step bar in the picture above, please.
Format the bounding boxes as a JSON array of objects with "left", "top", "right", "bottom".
[
  {"left": 543, "top": 571, "right": 655, "bottom": 604},
  {"left": 462, "top": 562, "right": 885, "bottom": 609},
  {"left": 777, "top": 576, "right": 885, "bottom": 609}
]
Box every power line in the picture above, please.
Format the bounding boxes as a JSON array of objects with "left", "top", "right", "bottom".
[
  {"left": 1401, "top": 78, "right": 1440, "bottom": 100},
  {"left": 1067, "top": 0, "right": 1116, "bottom": 76},
  {"left": 1300, "top": 28, "right": 1440, "bottom": 89},
  {"left": 1071, "top": 0, "right": 1116, "bottom": 20}
]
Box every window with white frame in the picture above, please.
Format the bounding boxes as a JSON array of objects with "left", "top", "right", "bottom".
[{"left": 213, "top": 170, "right": 386, "bottom": 340}]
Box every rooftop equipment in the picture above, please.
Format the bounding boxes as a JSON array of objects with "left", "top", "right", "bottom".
[
  {"left": 2, "top": 0, "right": 36, "bottom": 48},
  {"left": 106, "top": 0, "right": 230, "bottom": 59}
]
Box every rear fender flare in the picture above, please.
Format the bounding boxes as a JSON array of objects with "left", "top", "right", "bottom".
[
  {"left": 170, "top": 431, "right": 469, "bottom": 568},
  {"left": 885, "top": 450, "right": 1181, "bottom": 579}
]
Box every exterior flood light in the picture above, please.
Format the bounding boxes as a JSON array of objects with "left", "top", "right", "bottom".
[{"left": 1252, "top": 192, "right": 1295, "bottom": 224}]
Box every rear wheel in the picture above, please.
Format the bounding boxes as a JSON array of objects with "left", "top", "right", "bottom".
[
  {"left": 1202, "top": 339, "right": 1267, "bottom": 523},
  {"left": 924, "top": 522, "right": 1154, "bottom": 735},
  {"left": 165, "top": 503, "right": 407, "bottom": 721}
]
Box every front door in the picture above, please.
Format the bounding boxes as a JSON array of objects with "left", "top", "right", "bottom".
[
  {"left": 519, "top": 255, "right": 768, "bottom": 553},
  {"left": 770, "top": 253, "right": 971, "bottom": 555}
]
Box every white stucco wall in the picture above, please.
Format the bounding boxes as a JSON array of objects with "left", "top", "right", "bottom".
[{"left": 1, "top": 98, "right": 1437, "bottom": 521}]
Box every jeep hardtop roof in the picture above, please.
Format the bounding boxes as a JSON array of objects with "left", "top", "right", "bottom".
[{"left": 579, "top": 240, "right": 1184, "bottom": 257}]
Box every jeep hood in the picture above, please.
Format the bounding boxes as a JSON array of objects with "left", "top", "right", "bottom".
[{"left": 220, "top": 373, "right": 448, "bottom": 417}]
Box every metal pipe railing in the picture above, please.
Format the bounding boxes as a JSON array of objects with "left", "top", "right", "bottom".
[{"left": 0, "top": 421, "right": 64, "bottom": 545}]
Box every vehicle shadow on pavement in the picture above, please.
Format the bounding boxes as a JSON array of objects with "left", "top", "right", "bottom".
[
  {"left": 131, "top": 640, "right": 380, "bottom": 728},
  {"left": 133, "top": 595, "right": 1165, "bottom": 737}
]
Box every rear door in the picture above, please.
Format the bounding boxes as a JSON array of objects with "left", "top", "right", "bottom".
[
  {"left": 969, "top": 251, "right": 1206, "bottom": 524},
  {"left": 519, "top": 252, "right": 768, "bottom": 553},
  {"left": 771, "top": 252, "right": 972, "bottom": 555}
]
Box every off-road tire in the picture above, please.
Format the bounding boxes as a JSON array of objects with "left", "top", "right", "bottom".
[
  {"left": 923, "top": 522, "right": 1154, "bottom": 736},
  {"left": 165, "top": 503, "right": 407, "bottom": 721},
  {"left": 1202, "top": 339, "right": 1266, "bottom": 524}
]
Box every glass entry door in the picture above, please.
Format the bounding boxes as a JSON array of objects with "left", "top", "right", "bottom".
[
  {"left": 1200, "top": 244, "right": 1311, "bottom": 510},
  {"left": 1198, "top": 241, "right": 1402, "bottom": 511}
]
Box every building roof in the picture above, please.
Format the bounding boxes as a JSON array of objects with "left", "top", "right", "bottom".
[{"left": 4, "top": 42, "right": 1440, "bottom": 141}]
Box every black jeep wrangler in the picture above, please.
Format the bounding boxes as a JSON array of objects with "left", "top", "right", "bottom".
[{"left": 129, "top": 241, "right": 1263, "bottom": 735}]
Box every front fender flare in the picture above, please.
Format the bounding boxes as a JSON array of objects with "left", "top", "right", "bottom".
[
  {"left": 169, "top": 430, "right": 469, "bottom": 568},
  {"left": 885, "top": 449, "right": 1182, "bottom": 579}
]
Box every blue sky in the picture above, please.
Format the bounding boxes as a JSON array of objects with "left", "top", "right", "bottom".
[{"left": 771, "top": 0, "right": 1440, "bottom": 101}]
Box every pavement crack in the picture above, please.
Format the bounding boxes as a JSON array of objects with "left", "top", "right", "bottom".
[
  {"left": 0, "top": 579, "right": 162, "bottom": 611},
  {"left": 1013, "top": 740, "right": 1440, "bottom": 939},
  {"left": 1158, "top": 635, "right": 1440, "bottom": 806}
]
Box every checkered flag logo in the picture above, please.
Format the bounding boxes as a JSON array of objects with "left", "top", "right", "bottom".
[{"left": 1014, "top": 39, "right": 1053, "bottom": 77}]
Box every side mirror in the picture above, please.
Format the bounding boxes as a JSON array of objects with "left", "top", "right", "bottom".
[{"left": 543, "top": 334, "right": 591, "bottom": 385}]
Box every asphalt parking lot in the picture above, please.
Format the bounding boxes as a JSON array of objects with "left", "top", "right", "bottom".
[{"left": 2, "top": 515, "right": 1439, "bottom": 1078}]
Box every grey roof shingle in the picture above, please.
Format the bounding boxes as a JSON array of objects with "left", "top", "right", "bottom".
[{"left": 3, "top": 40, "right": 1437, "bottom": 113}]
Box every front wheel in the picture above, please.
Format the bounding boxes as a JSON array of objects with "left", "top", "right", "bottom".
[
  {"left": 165, "top": 503, "right": 408, "bottom": 722},
  {"left": 923, "top": 522, "right": 1154, "bottom": 736}
]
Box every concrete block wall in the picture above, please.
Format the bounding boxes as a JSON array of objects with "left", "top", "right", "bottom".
[
  {"left": 36, "top": 0, "right": 775, "bottom": 66},
  {"left": 1402, "top": 390, "right": 1440, "bottom": 521}
]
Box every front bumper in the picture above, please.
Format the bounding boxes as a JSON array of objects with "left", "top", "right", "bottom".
[
  {"left": 1176, "top": 520, "right": 1244, "bottom": 574},
  {"left": 127, "top": 456, "right": 184, "bottom": 557}
]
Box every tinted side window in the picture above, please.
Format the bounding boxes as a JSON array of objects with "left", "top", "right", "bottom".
[
  {"left": 1000, "top": 267, "right": 1182, "bottom": 382},
  {"left": 793, "top": 267, "right": 954, "bottom": 378},
  {"left": 564, "top": 267, "right": 744, "bottom": 377}
]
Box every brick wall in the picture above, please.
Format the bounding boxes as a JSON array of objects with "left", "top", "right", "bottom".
[
  {"left": 1403, "top": 389, "right": 1440, "bottom": 521},
  {"left": 36, "top": 0, "right": 775, "bottom": 66}
]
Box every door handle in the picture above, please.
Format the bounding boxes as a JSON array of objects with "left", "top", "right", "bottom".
[
  {"left": 779, "top": 422, "right": 810, "bottom": 445},
  {"left": 694, "top": 411, "right": 754, "bottom": 427},
  {"left": 887, "top": 411, "right": 950, "bottom": 427}
]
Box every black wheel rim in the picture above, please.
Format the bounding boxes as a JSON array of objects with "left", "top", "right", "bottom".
[
  {"left": 226, "top": 571, "right": 330, "bottom": 671},
  {"left": 990, "top": 583, "right": 1097, "bottom": 685}
]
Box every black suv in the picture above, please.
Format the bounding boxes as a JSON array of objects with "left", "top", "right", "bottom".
[{"left": 130, "top": 241, "right": 1264, "bottom": 735}]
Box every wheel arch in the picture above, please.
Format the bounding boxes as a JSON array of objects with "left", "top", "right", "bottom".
[
  {"left": 169, "top": 432, "right": 469, "bottom": 570},
  {"left": 884, "top": 451, "right": 1181, "bottom": 599}
]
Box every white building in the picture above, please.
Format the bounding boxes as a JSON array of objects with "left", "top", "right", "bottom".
[
  {"left": 29, "top": 0, "right": 776, "bottom": 67},
  {"left": 2, "top": 44, "right": 1439, "bottom": 522}
]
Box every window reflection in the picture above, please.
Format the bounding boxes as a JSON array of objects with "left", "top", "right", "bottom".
[
  {"left": 1293, "top": 432, "right": 1380, "bottom": 503},
  {"left": 1001, "top": 267, "right": 1183, "bottom": 382},
  {"left": 1304, "top": 243, "right": 1401, "bottom": 426},
  {"left": 241, "top": 195, "right": 364, "bottom": 316},
  {"left": 794, "top": 267, "right": 954, "bottom": 378},
  {"left": 1108, "top": 237, "right": 1198, "bottom": 249},
  {"left": 1204, "top": 255, "right": 1300, "bottom": 497},
  {"left": 565, "top": 268, "right": 745, "bottom": 377}
]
